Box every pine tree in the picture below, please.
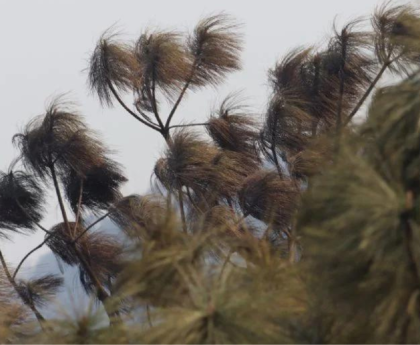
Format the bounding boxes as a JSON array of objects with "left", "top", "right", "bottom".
[{"left": 1, "top": 2, "right": 420, "bottom": 343}]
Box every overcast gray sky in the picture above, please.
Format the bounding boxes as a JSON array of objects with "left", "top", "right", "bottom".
[{"left": 0, "top": 0, "right": 413, "bottom": 297}]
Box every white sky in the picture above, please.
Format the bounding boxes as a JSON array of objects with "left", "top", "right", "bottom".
[{"left": 0, "top": 0, "right": 413, "bottom": 279}]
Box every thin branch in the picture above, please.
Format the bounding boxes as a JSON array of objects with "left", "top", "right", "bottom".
[
  {"left": 186, "top": 187, "right": 202, "bottom": 214},
  {"left": 148, "top": 75, "right": 165, "bottom": 131},
  {"left": 344, "top": 49, "right": 398, "bottom": 126},
  {"left": 164, "top": 80, "right": 192, "bottom": 131},
  {"left": 137, "top": 111, "right": 158, "bottom": 126},
  {"left": 344, "top": 60, "right": 391, "bottom": 126},
  {"left": 168, "top": 122, "right": 209, "bottom": 130},
  {"left": 72, "top": 211, "right": 111, "bottom": 244},
  {"left": 164, "top": 63, "right": 198, "bottom": 131},
  {"left": 132, "top": 101, "right": 159, "bottom": 126},
  {"left": 107, "top": 81, "right": 161, "bottom": 132},
  {"left": 49, "top": 161, "right": 71, "bottom": 234},
  {"left": 336, "top": 73, "right": 345, "bottom": 134},
  {"left": 33, "top": 222, "right": 50, "bottom": 234},
  {"left": 178, "top": 188, "right": 187, "bottom": 233},
  {"left": 336, "top": 36, "right": 347, "bottom": 134},
  {"left": 13, "top": 241, "right": 46, "bottom": 280},
  {"left": 271, "top": 115, "right": 283, "bottom": 178},
  {"left": 73, "top": 179, "right": 84, "bottom": 237}
]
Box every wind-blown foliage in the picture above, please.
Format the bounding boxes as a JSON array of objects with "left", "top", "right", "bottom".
[
  {"left": 0, "top": 169, "right": 45, "bottom": 238},
  {"left": 0, "top": 271, "right": 32, "bottom": 343},
  {"left": 187, "top": 14, "right": 243, "bottom": 87},
  {"left": 3, "top": 2, "right": 420, "bottom": 344},
  {"left": 89, "top": 31, "right": 141, "bottom": 106},
  {"left": 64, "top": 159, "right": 126, "bottom": 214},
  {"left": 135, "top": 30, "right": 191, "bottom": 103},
  {"left": 16, "top": 274, "right": 63, "bottom": 308},
  {"left": 298, "top": 102, "right": 420, "bottom": 342},
  {"left": 154, "top": 130, "right": 218, "bottom": 194},
  {"left": 13, "top": 101, "right": 102, "bottom": 179},
  {"left": 373, "top": 2, "right": 420, "bottom": 74},
  {"left": 207, "top": 93, "right": 260, "bottom": 162},
  {"left": 109, "top": 194, "right": 168, "bottom": 239},
  {"left": 239, "top": 170, "right": 299, "bottom": 230}
]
